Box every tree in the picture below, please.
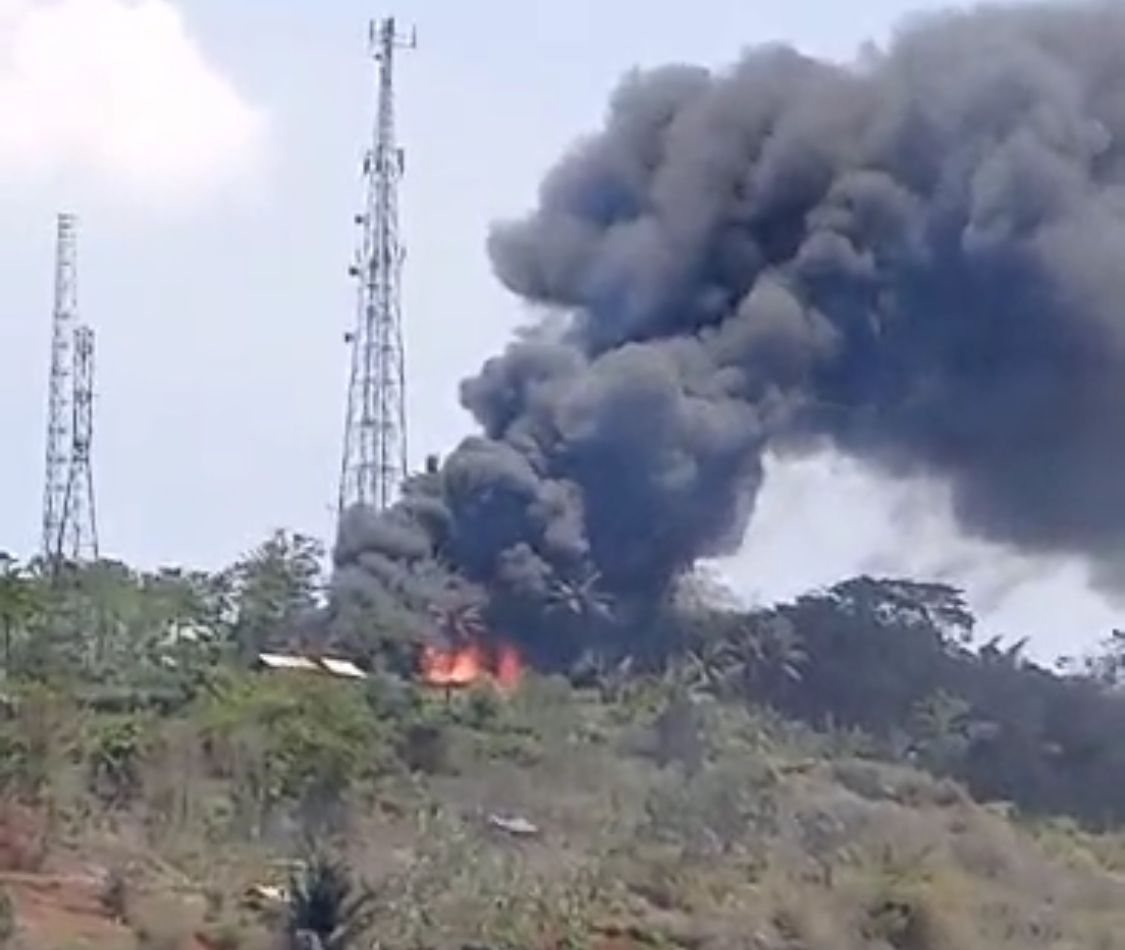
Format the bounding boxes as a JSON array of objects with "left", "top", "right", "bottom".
[
  {"left": 8, "top": 558, "right": 224, "bottom": 685},
  {"left": 86, "top": 716, "right": 147, "bottom": 807},
  {"left": 685, "top": 575, "right": 1125, "bottom": 826},
  {"left": 827, "top": 577, "right": 976, "bottom": 646},
  {"left": 429, "top": 601, "right": 485, "bottom": 644},
  {"left": 203, "top": 674, "right": 381, "bottom": 838},
  {"left": 225, "top": 531, "right": 325, "bottom": 660},
  {"left": 674, "top": 610, "right": 805, "bottom": 702},
  {"left": 907, "top": 690, "right": 972, "bottom": 774},
  {"left": 1068, "top": 629, "right": 1125, "bottom": 688},
  {"left": 546, "top": 570, "right": 613, "bottom": 621},
  {"left": 543, "top": 570, "right": 618, "bottom": 668}
]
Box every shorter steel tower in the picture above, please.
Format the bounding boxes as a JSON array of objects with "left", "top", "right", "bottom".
[
  {"left": 60, "top": 324, "right": 99, "bottom": 562},
  {"left": 338, "top": 16, "right": 415, "bottom": 517}
]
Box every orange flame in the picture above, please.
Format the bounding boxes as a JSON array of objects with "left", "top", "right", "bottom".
[
  {"left": 420, "top": 641, "right": 487, "bottom": 687},
  {"left": 419, "top": 639, "right": 523, "bottom": 691}
]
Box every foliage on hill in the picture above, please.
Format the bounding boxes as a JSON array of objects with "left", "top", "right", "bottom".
[
  {"left": 673, "top": 576, "right": 1125, "bottom": 826},
  {"left": 5, "top": 533, "right": 1125, "bottom": 945},
  {"left": 7, "top": 532, "right": 1125, "bottom": 832}
]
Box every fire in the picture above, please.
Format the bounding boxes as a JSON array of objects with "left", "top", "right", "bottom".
[
  {"left": 420, "top": 641, "right": 487, "bottom": 687},
  {"left": 419, "top": 639, "right": 523, "bottom": 691}
]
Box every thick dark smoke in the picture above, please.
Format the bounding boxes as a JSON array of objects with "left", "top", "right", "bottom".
[{"left": 335, "top": 2, "right": 1125, "bottom": 646}]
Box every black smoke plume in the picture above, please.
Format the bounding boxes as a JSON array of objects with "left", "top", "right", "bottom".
[{"left": 334, "top": 2, "right": 1125, "bottom": 651}]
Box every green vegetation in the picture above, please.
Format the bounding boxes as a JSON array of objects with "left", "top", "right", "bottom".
[
  {"left": 0, "top": 889, "right": 14, "bottom": 947},
  {"left": 1, "top": 540, "right": 1125, "bottom": 946}
]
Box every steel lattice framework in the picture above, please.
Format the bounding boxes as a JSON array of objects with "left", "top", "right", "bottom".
[
  {"left": 338, "top": 16, "right": 415, "bottom": 517},
  {"left": 60, "top": 323, "right": 99, "bottom": 562},
  {"left": 41, "top": 214, "right": 77, "bottom": 564},
  {"left": 41, "top": 213, "right": 98, "bottom": 569}
]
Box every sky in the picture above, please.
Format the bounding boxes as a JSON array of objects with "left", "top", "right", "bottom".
[{"left": 0, "top": 0, "right": 1115, "bottom": 659}]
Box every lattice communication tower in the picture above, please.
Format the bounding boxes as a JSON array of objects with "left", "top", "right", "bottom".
[
  {"left": 338, "top": 16, "right": 415, "bottom": 517},
  {"left": 41, "top": 213, "right": 99, "bottom": 569},
  {"left": 60, "top": 323, "right": 99, "bottom": 562}
]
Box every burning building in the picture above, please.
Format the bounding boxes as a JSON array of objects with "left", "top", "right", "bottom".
[{"left": 418, "top": 639, "right": 523, "bottom": 691}]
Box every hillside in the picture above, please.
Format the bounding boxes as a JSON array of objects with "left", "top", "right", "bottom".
[
  {"left": 2, "top": 669, "right": 1125, "bottom": 950},
  {"left": 15, "top": 1, "right": 1125, "bottom": 946},
  {"left": 4, "top": 549, "right": 1125, "bottom": 940},
  {"left": 4, "top": 545, "right": 1125, "bottom": 948}
]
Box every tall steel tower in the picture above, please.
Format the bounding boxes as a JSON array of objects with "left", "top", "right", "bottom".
[
  {"left": 41, "top": 213, "right": 78, "bottom": 564},
  {"left": 338, "top": 16, "right": 415, "bottom": 517},
  {"left": 41, "top": 214, "right": 99, "bottom": 569}
]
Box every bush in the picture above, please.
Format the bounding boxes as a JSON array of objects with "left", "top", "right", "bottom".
[
  {"left": 0, "top": 684, "right": 75, "bottom": 802},
  {"left": 0, "top": 888, "right": 15, "bottom": 946},
  {"left": 363, "top": 672, "right": 420, "bottom": 722},
  {"left": 641, "top": 759, "right": 779, "bottom": 859},
  {"left": 462, "top": 684, "right": 503, "bottom": 730},
  {"left": 100, "top": 868, "right": 128, "bottom": 921},
  {"left": 481, "top": 729, "right": 543, "bottom": 766},
  {"left": 396, "top": 722, "right": 454, "bottom": 776},
  {"left": 129, "top": 894, "right": 201, "bottom": 950},
  {"left": 198, "top": 921, "right": 244, "bottom": 950},
  {"left": 0, "top": 734, "right": 36, "bottom": 800},
  {"left": 649, "top": 695, "right": 706, "bottom": 774},
  {"left": 86, "top": 715, "right": 150, "bottom": 807},
  {"left": 202, "top": 674, "right": 386, "bottom": 833},
  {"left": 863, "top": 884, "right": 971, "bottom": 950}
]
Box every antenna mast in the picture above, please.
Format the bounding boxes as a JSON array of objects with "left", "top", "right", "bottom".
[
  {"left": 60, "top": 324, "right": 99, "bottom": 562},
  {"left": 41, "top": 214, "right": 77, "bottom": 567},
  {"left": 338, "top": 16, "right": 415, "bottom": 517},
  {"left": 41, "top": 213, "right": 98, "bottom": 570}
]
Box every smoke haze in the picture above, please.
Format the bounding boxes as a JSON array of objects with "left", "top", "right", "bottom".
[{"left": 335, "top": 2, "right": 1125, "bottom": 642}]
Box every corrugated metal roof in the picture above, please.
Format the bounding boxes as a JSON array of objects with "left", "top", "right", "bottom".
[
  {"left": 319, "top": 658, "right": 367, "bottom": 679},
  {"left": 257, "top": 653, "right": 367, "bottom": 679},
  {"left": 258, "top": 653, "right": 319, "bottom": 672}
]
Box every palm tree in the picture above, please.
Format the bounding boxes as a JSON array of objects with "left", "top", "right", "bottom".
[
  {"left": 979, "top": 635, "right": 1029, "bottom": 668},
  {"left": 747, "top": 616, "right": 807, "bottom": 688},
  {"left": 286, "top": 854, "right": 377, "bottom": 950},
  {"left": 429, "top": 601, "right": 486, "bottom": 644},
  {"left": 546, "top": 570, "right": 613, "bottom": 620},
  {"left": 677, "top": 612, "right": 806, "bottom": 700}
]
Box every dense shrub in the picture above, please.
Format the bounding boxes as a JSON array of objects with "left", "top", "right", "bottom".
[
  {"left": 201, "top": 674, "right": 386, "bottom": 835},
  {"left": 682, "top": 577, "right": 1125, "bottom": 827}
]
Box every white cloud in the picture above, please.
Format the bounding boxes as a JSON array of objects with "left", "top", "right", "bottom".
[
  {"left": 716, "top": 451, "right": 1121, "bottom": 660},
  {"left": 0, "top": 0, "right": 265, "bottom": 195}
]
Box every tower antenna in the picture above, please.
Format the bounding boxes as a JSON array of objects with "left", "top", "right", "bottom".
[
  {"left": 40, "top": 213, "right": 98, "bottom": 571},
  {"left": 60, "top": 324, "right": 99, "bottom": 562},
  {"left": 41, "top": 214, "right": 77, "bottom": 569},
  {"left": 338, "top": 16, "right": 415, "bottom": 517}
]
